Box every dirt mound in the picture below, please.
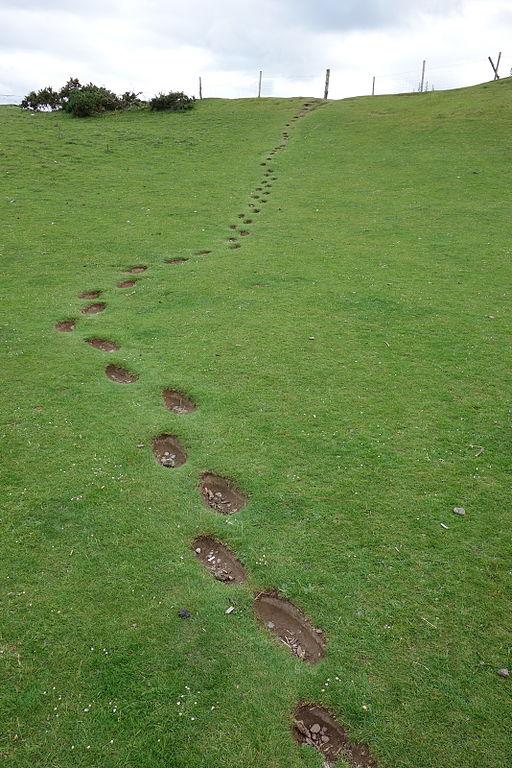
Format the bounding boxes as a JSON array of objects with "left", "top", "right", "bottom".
[
  {"left": 165, "top": 258, "right": 188, "bottom": 265},
  {"left": 55, "top": 319, "right": 75, "bottom": 332},
  {"left": 125, "top": 265, "right": 147, "bottom": 274},
  {"left": 293, "top": 704, "right": 377, "bottom": 767},
  {"left": 192, "top": 535, "right": 246, "bottom": 583},
  {"left": 78, "top": 290, "right": 102, "bottom": 299},
  {"left": 152, "top": 434, "right": 187, "bottom": 468},
  {"left": 86, "top": 338, "right": 119, "bottom": 352},
  {"left": 117, "top": 279, "right": 137, "bottom": 288},
  {"left": 105, "top": 364, "right": 138, "bottom": 383},
  {"left": 162, "top": 388, "right": 196, "bottom": 414},
  {"left": 254, "top": 592, "right": 325, "bottom": 663},
  {"left": 81, "top": 302, "right": 106, "bottom": 314},
  {"left": 200, "top": 473, "right": 247, "bottom": 514}
]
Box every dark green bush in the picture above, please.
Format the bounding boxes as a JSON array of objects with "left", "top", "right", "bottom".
[
  {"left": 62, "top": 85, "right": 121, "bottom": 117},
  {"left": 149, "top": 91, "right": 195, "bottom": 112},
  {"left": 20, "top": 86, "right": 61, "bottom": 111}
]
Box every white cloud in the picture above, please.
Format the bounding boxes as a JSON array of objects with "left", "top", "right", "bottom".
[{"left": 0, "top": 0, "right": 510, "bottom": 103}]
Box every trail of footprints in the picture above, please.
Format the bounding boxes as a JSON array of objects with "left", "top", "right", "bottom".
[{"left": 54, "top": 102, "right": 376, "bottom": 767}]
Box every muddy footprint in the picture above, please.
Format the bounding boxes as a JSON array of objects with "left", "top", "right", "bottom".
[
  {"left": 105, "top": 364, "right": 138, "bottom": 383},
  {"left": 81, "top": 302, "right": 106, "bottom": 314},
  {"left": 86, "top": 338, "right": 119, "bottom": 352},
  {"left": 162, "top": 388, "right": 196, "bottom": 414},
  {"left": 254, "top": 591, "right": 325, "bottom": 663},
  {"left": 200, "top": 473, "right": 247, "bottom": 514},
  {"left": 152, "top": 434, "right": 187, "bottom": 468},
  {"left": 192, "top": 535, "right": 246, "bottom": 583},
  {"left": 293, "top": 703, "right": 377, "bottom": 767}
]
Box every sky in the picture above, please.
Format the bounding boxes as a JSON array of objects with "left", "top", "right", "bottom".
[{"left": 0, "top": 0, "right": 510, "bottom": 103}]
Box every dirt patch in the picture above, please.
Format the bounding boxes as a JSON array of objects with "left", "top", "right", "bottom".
[
  {"left": 192, "top": 535, "right": 246, "bottom": 583},
  {"left": 252, "top": 208, "right": 261, "bottom": 213},
  {"left": 239, "top": 230, "right": 250, "bottom": 236},
  {"left": 162, "top": 388, "right": 196, "bottom": 414},
  {"left": 78, "top": 290, "right": 102, "bottom": 299},
  {"left": 152, "top": 434, "right": 187, "bottom": 468},
  {"left": 254, "top": 592, "right": 325, "bottom": 663},
  {"left": 86, "top": 338, "right": 119, "bottom": 352},
  {"left": 125, "top": 265, "right": 147, "bottom": 274},
  {"left": 195, "top": 250, "right": 212, "bottom": 256},
  {"left": 105, "top": 364, "right": 138, "bottom": 384},
  {"left": 200, "top": 472, "right": 247, "bottom": 514},
  {"left": 293, "top": 703, "right": 377, "bottom": 767},
  {"left": 229, "top": 242, "right": 241, "bottom": 249},
  {"left": 117, "top": 279, "right": 137, "bottom": 288},
  {"left": 165, "top": 258, "right": 188, "bottom": 265},
  {"left": 229, "top": 224, "right": 238, "bottom": 230},
  {"left": 226, "top": 237, "right": 238, "bottom": 243},
  {"left": 243, "top": 219, "right": 253, "bottom": 224},
  {"left": 81, "top": 302, "right": 106, "bottom": 314},
  {"left": 55, "top": 319, "right": 75, "bottom": 332}
]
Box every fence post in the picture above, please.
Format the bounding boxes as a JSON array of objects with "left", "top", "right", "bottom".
[
  {"left": 323, "top": 68, "right": 330, "bottom": 99},
  {"left": 199, "top": 77, "right": 202, "bottom": 99},
  {"left": 258, "top": 70, "right": 262, "bottom": 98},
  {"left": 372, "top": 76, "right": 375, "bottom": 96},
  {"left": 420, "top": 60, "right": 426, "bottom": 92}
]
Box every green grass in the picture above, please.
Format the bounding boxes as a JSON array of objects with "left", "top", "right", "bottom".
[{"left": 1, "top": 82, "right": 511, "bottom": 768}]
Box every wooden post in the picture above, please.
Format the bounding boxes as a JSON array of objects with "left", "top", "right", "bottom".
[
  {"left": 420, "top": 60, "right": 426, "bottom": 92},
  {"left": 488, "top": 53, "right": 501, "bottom": 80},
  {"left": 372, "top": 76, "right": 375, "bottom": 96},
  {"left": 199, "top": 76, "right": 202, "bottom": 99},
  {"left": 324, "top": 68, "right": 330, "bottom": 100},
  {"left": 258, "top": 70, "right": 262, "bottom": 98}
]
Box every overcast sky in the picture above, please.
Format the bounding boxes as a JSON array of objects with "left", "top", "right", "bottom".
[{"left": 0, "top": 0, "right": 510, "bottom": 103}]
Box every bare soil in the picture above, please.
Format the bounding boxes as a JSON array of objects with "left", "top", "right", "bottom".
[
  {"left": 105, "top": 364, "right": 138, "bottom": 383},
  {"left": 152, "top": 434, "right": 187, "bottom": 468},
  {"left": 254, "top": 591, "right": 325, "bottom": 663},
  {"left": 86, "top": 338, "right": 119, "bottom": 352},
  {"left": 55, "top": 319, "right": 75, "bottom": 332},
  {"left": 200, "top": 473, "right": 247, "bottom": 514},
  {"left": 293, "top": 703, "right": 377, "bottom": 767},
  {"left": 162, "top": 388, "right": 196, "bottom": 414},
  {"left": 81, "top": 302, "right": 106, "bottom": 314},
  {"left": 192, "top": 535, "right": 246, "bottom": 584}
]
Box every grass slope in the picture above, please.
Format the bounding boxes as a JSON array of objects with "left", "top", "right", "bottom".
[{"left": 1, "top": 82, "right": 511, "bottom": 768}]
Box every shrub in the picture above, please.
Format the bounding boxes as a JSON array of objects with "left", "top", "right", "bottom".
[
  {"left": 119, "top": 91, "right": 145, "bottom": 109},
  {"left": 149, "top": 91, "right": 195, "bottom": 112},
  {"left": 21, "top": 86, "right": 61, "bottom": 111},
  {"left": 62, "top": 85, "right": 121, "bottom": 118}
]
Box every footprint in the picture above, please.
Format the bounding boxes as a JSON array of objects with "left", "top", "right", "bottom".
[
  {"left": 86, "top": 338, "right": 119, "bottom": 352},
  {"left": 200, "top": 472, "right": 247, "bottom": 514},
  {"left": 192, "top": 535, "right": 246, "bottom": 584},
  {"left": 81, "top": 302, "right": 106, "bottom": 314},
  {"left": 152, "top": 434, "right": 187, "bottom": 468},
  {"left": 292, "top": 704, "right": 377, "bottom": 767},
  {"left": 162, "top": 388, "right": 196, "bottom": 414},
  {"left": 164, "top": 258, "right": 188, "bottom": 265},
  {"left": 117, "top": 279, "right": 137, "bottom": 288},
  {"left": 254, "top": 591, "right": 325, "bottom": 663},
  {"left": 78, "top": 290, "right": 102, "bottom": 300},
  {"left": 55, "top": 319, "right": 75, "bottom": 332},
  {"left": 105, "top": 364, "right": 138, "bottom": 383},
  {"left": 195, "top": 250, "right": 211, "bottom": 256},
  {"left": 239, "top": 230, "right": 250, "bottom": 237},
  {"left": 125, "top": 265, "right": 147, "bottom": 274}
]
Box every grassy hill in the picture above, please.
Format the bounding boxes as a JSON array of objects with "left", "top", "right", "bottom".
[{"left": 1, "top": 80, "right": 511, "bottom": 768}]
